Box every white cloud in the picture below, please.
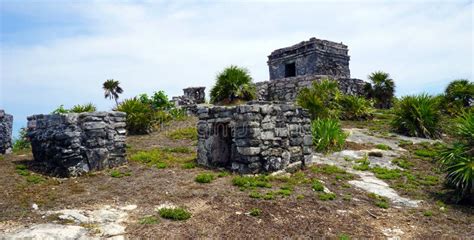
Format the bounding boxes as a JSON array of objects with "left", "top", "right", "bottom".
[{"left": 1, "top": 0, "right": 472, "bottom": 133}]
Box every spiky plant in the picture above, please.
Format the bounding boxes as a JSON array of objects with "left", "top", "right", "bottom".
[
  {"left": 116, "top": 98, "right": 163, "bottom": 134},
  {"left": 367, "top": 71, "right": 395, "bottom": 109},
  {"left": 210, "top": 65, "right": 256, "bottom": 104},
  {"left": 296, "top": 78, "right": 341, "bottom": 119},
  {"left": 439, "top": 111, "right": 473, "bottom": 201},
  {"left": 103, "top": 79, "right": 124, "bottom": 106},
  {"left": 391, "top": 94, "right": 441, "bottom": 138},
  {"left": 311, "top": 118, "right": 347, "bottom": 153},
  {"left": 339, "top": 95, "right": 374, "bottom": 120},
  {"left": 70, "top": 103, "right": 97, "bottom": 113}
]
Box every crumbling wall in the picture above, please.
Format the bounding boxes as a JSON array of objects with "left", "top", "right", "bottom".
[
  {"left": 183, "top": 87, "right": 206, "bottom": 104},
  {"left": 27, "top": 112, "right": 127, "bottom": 177},
  {"left": 268, "top": 37, "right": 351, "bottom": 79},
  {"left": 197, "top": 101, "right": 312, "bottom": 173},
  {"left": 0, "top": 110, "right": 13, "bottom": 154},
  {"left": 256, "top": 75, "right": 367, "bottom": 102}
]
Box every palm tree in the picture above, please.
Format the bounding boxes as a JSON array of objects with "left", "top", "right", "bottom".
[
  {"left": 368, "top": 71, "right": 395, "bottom": 109},
  {"left": 103, "top": 79, "right": 123, "bottom": 106},
  {"left": 445, "top": 79, "right": 473, "bottom": 108},
  {"left": 210, "top": 65, "right": 256, "bottom": 104}
]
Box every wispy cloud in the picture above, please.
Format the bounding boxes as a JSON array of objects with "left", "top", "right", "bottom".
[{"left": 1, "top": 0, "right": 472, "bottom": 135}]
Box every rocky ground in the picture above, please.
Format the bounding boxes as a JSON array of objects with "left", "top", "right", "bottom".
[{"left": 0, "top": 113, "right": 473, "bottom": 239}]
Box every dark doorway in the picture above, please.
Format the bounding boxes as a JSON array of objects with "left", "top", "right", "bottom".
[
  {"left": 285, "top": 62, "right": 296, "bottom": 77},
  {"left": 210, "top": 123, "right": 232, "bottom": 167}
]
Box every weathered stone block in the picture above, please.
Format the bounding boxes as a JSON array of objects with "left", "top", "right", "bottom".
[
  {"left": 27, "top": 112, "right": 127, "bottom": 177},
  {"left": 0, "top": 110, "right": 13, "bottom": 154}
]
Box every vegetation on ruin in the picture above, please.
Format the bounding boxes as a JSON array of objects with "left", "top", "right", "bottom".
[
  {"left": 52, "top": 103, "right": 97, "bottom": 114},
  {"left": 210, "top": 65, "right": 257, "bottom": 104},
  {"left": 296, "top": 78, "right": 341, "bottom": 119},
  {"left": 338, "top": 95, "right": 374, "bottom": 120},
  {"left": 391, "top": 94, "right": 442, "bottom": 138}
]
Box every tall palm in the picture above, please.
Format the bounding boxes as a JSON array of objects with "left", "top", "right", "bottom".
[
  {"left": 445, "top": 79, "right": 473, "bottom": 107},
  {"left": 210, "top": 65, "right": 256, "bottom": 104},
  {"left": 368, "top": 71, "right": 395, "bottom": 109},
  {"left": 103, "top": 79, "right": 123, "bottom": 106}
]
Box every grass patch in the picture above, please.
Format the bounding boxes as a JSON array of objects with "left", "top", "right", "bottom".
[
  {"left": 110, "top": 170, "right": 131, "bottom": 178},
  {"left": 249, "top": 208, "right": 261, "bottom": 217},
  {"left": 182, "top": 162, "right": 197, "bottom": 169},
  {"left": 130, "top": 148, "right": 195, "bottom": 168},
  {"left": 312, "top": 180, "right": 324, "bottom": 191},
  {"left": 391, "top": 158, "right": 413, "bottom": 169},
  {"left": 423, "top": 210, "right": 433, "bottom": 217},
  {"left": 26, "top": 175, "right": 45, "bottom": 184},
  {"left": 370, "top": 167, "right": 402, "bottom": 180},
  {"left": 217, "top": 171, "right": 230, "bottom": 178},
  {"left": 162, "top": 146, "right": 194, "bottom": 154},
  {"left": 139, "top": 215, "right": 159, "bottom": 225},
  {"left": 414, "top": 149, "right": 438, "bottom": 158},
  {"left": 167, "top": 127, "right": 198, "bottom": 141},
  {"left": 398, "top": 140, "right": 413, "bottom": 147},
  {"left": 339, "top": 233, "right": 351, "bottom": 240},
  {"left": 318, "top": 192, "right": 336, "bottom": 201},
  {"left": 276, "top": 188, "right": 292, "bottom": 197},
  {"left": 375, "top": 144, "right": 392, "bottom": 150},
  {"left": 368, "top": 193, "right": 389, "bottom": 209},
  {"left": 158, "top": 207, "right": 191, "bottom": 221},
  {"left": 353, "top": 158, "right": 370, "bottom": 171},
  {"left": 195, "top": 173, "right": 215, "bottom": 183},
  {"left": 232, "top": 175, "right": 271, "bottom": 190}
]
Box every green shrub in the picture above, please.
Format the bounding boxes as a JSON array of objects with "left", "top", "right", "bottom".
[
  {"left": 296, "top": 79, "right": 341, "bottom": 119},
  {"left": 442, "top": 79, "right": 473, "bottom": 115},
  {"left": 368, "top": 193, "right": 390, "bottom": 209},
  {"left": 375, "top": 144, "right": 392, "bottom": 150},
  {"left": 210, "top": 65, "right": 256, "bottom": 104},
  {"left": 168, "top": 107, "right": 187, "bottom": 120},
  {"left": 116, "top": 98, "right": 165, "bottom": 134},
  {"left": 232, "top": 175, "right": 271, "bottom": 189},
  {"left": 366, "top": 71, "right": 395, "bottom": 109},
  {"left": 158, "top": 207, "right": 191, "bottom": 221},
  {"left": 391, "top": 94, "right": 441, "bottom": 138},
  {"left": 312, "top": 180, "right": 324, "bottom": 191},
  {"left": 414, "top": 149, "right": 438, "bottom": 158},
  {"left": 439, "top": 111, "right": 474, "bottom": 200},
  {"left": 195, "top": 173, "right": 215, "bottom": 183},
  {"left": 311, "top": 119, "right": 347, "bottom": 153},
  {"left": 12, "top": 128, "right": 30, "bottom": 152},
  {"left": 52, "top": 105, "right": 70, "bottom": 114},
  {"left": 138, "top": 91, "right": 173, "bottom": 110},
  {"left": 339, "top": 95, "right": 374, "bottom": 120},
  {"left": 318, "top": 192, "right": 336, "bottom": 201},
  {"left": 249, "top": 208, "right": 261, "bottom": 217},
  {"left": 70, "top": 103, "right": 96, "bottom": 113}
]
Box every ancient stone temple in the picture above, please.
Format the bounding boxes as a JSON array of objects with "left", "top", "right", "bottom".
[
  {"left": 0, "top": 110, "right": 13, "bottom": 154},
  {"left": 197, "top": 101, "right": 312, "bottom": 173},
  {"left": 27, "top": 112, "right": 127, "bottom": 177},
  {"left": 256, "top": 37, "right": 367, "bottom": 102},
  {"left": 268, "top": 37, "right": 351, "bottom": 79},
  {"left": 183, "top": 87, "right": 206, "bottom": 104}
]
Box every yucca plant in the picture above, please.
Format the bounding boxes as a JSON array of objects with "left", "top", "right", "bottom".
[
  {"left": 311, "top": 118, "right": 347, "bottom": 153},
  {"left": 210, "top": 65, "right": 256, "bottom": 104},
  {"left": 70, "top": 103, "right": 97, "bottom": 113},
  {"left": 439, "top": 111, "right": 473, "bottom": 201},
  {"left": 339, "top": 95, "right": 374, "bottom": 120},
  {"left": 366, "top": 71, "right": 395, "bottom": 109},
  {"left": 297, "top": 79, "right": 341, "bottom": 120},
  {"left": 391, "top": 94, "right": 441, "bottom": 138},
  {"left": 116, "top": 98, "right": 159, "bottom": 134}
]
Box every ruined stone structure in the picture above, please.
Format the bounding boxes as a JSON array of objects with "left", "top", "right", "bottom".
[
  {"left": 197, "top": 101, "right": 312, "bottom": 173},
  {"left": 268, "top": 37, "right": 350, "bottom": 80},
  {"left": 0, "top": 110, "right": 13, "bottom": 154},
  {"left": 27, "top": 112, "right": 127, "bottom": 177},
  {"left": 256, "top": 37, "right": 367, "bottom": 102},
  {"left": 256, "top": 75, "right": 367, "bottom": 102},
  {"left": 172, "top": 87, "right": 206, "bottom": 115}
]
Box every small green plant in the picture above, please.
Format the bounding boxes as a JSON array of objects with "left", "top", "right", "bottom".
[
  {"left": 368, "top": 193, "right": 390, "bottom": 209},
  {"left": 339, "top": 233, "right": 351, "bottom": 240},
  {"left": 370, "top": 167, "right": 401, "bottom": 180},
  {"left": 391, "top": 158, "right": 413, "bottom": 169},
  {"left": 414, "top": 149, "right": 438, "bottom": 158},
  {"left": 297, "top": 78, "right": 341, "bottom": 119},
  {"left": 232, "top": 175, "right": 271, "bottom": 190},
  {"left": 195, "top": 173, "right": 215, "bottom": 183},
  {"left": 391, "top": 94, "right": 441, "bottom": 138},
  {"left": 162, "top": 146, "right": 193, "bottom": 153},
  {"left": 167, "top": 127, "right": 198, "bottom": 140},
  {"left": 339, "top": 95, "right": 374, "bottom": 120},
  {"left": 139, "top": 215, "right": 159, "bottom": 224},
  {"left": 263, "top": 192, "right": 275, "bottom": 200},
  {"left": 158, "top": 207, "right": 191, "bottom": 221},
  {"left": 116, "top": 97, "right": 162, "bottom": 134},
  {"left": 343, "top": 194, "right": 352, "bottom": 201},
  {"left": 217, "top": 171, "right": 230, "bottom": 178},
  {"left": 353, "top": 157, "right": 370, "bottom": 171},
  {"left": 276, "top": 188, "right": 292, "bottom": 197},
  {"left": 296, "top": 194, "right": 305, "bottom": 200},
  {"left": 398, "top": 140, "right": 413, "bottom": 147},
  {"left": 70, "top": 103, "right": 96, "bottom": 113},
  {"left": 249, "top": 191, "right": 262, "bottom": 199},
  {"left": 249, "top": 208, "right": 261, "bottom": 217},
  {"left": 210, "top": 65, "right": 256, "bottom": 104},
  {"left": 182, "top": 162, "right": 197, "bottom": 169},
  {"left": 318, "top": 192, "right": 336, "bottom": 201},
  {"left": 52, "top": 105, "right": 70, "bottom": 114},
  {"left": 375, "top": 144, "right": 392, "bottom": 150},
  {"left": 26, "top": 175, "right": 45, "bottom": 184},
  {"left": 423, "top": 210, "right": 433, "bottom": 217},
  {"left": 155, "top": 162, "right": 168, "bottom": 169},
  {"left": 15, "top": 164, "right": 29, "bottom": 176},
  {"left": 110, "top": 170, "right": 130, "bottom": 178},
  {"left": 312, "top": 180, "right": 324, "bottom": 192},
  {"left": 311, "top": 119, "right": 347, "bottom": 153},
  {"left": 12, "top": 128, "right": 30, "bottom": 153}
]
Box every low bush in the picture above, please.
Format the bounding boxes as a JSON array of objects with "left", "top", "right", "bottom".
[
  {"left": 138, "top": 91, "right": 174, "bottom": 110},
  {"left": 442, "top": 79, "right": 473, "bottom": 116},
  {"left": 158, "top": 207, "right": 191, "bottom": 221},
  {"left": 311, "top": 119, "right": 347, "bottom": 153},
  {"left": 312, "top": 180, "right": 324, "bottom": 191},
  {"left": 249, "top": 208, "right": 261, "bottom": 217},
  {"left": 232, "top": 175, "right": 271, "bottom": 189},
  {"left": 116, "top": 98, "right": 165, "bottom": 134},
  {"left": 391, "top": 94, "right": 441, "bottom": 138},
  {"left": 195, "top": 173, "right": 215, "bottom": 183},
  {"left": 439, "top": 111, "right": 474, "bottom": 200},
  {"left": 12, "top": 128, "right": 30, "bottom": 153},
  {"left": 296, "top": 79, "right": 341, "bottom": 119},
  {"left": 70, "top": 103, "right": 96, "bottom": 113},
  {"left": 167, "top": 127, "right": 198, "bottom": 140},
  {"left": 339, "top": 95, "right": 374, "bottom": 120},
  {"left": 318, "top": 192, "right": 336, "bottom": 201}
]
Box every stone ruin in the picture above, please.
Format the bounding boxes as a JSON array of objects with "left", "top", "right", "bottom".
[
  {"left": 256, "top": 37, "right": 367, "bottom": 102},
  {"left": 171, "top": 87, "right": 206, "bottom": 114},
  {"left": 27, "top": 112, "right": 127, "bottom": 177},
  {"left": 0, "top": 110, "right": 13, "bottom": 154},
  {"left": 196, "top": 101, "right": 312, "bottom": 173}
]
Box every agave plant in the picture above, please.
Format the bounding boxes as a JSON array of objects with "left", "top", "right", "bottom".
[
  {"left": 116, "top": 98, "right": 162, "bottom": 134},
  {"left": 338, "top": 95, "right": 374, "bottom": 120},
  {"left": 311, "top": 118, "right": 347, "bottom": 153},
  {"left": 391, "top": 94, "right": 441, "bottom": 138},
  {"left": 210, "top": 65, "right": 256, "bottom": 104},
  {"left": 367, "top": 71, "right": 395, "bottom": 109},
  {"left": 296, "top": 78, "right": 341, "bottom": 120},
  {"left": 70, "top": 103, "right": 97, "bottom": 113},
  {"left": 439, "top": 111, "right": 474, "bottom": 200}
]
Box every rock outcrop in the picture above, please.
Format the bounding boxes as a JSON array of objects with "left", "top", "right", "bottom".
[{"left": 0, "top": 110, "right": 13, "bottom": 154}]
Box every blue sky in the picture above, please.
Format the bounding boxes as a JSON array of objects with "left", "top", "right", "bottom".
[{"left": 1, "top": 0, "right": 473, "bottom": 138}]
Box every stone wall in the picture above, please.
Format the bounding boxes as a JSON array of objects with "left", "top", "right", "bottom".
[
  {"left": 0, "top": 110, "right": 13, "bottom": 154},
  {"left": 256, "top": 74, "right": 367, "bottom": 102},
  {"left": 183, "top": 87, "right": 206, "bottom": 104},
  {"left": 268, "top": 37, "right": 350, "bottom": 79},
  {"left": 197, "top": 101, "right": 312, "bottom": 174},
  {"left": 27, "top": 112, "right": 127, "bottom": 177}
]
